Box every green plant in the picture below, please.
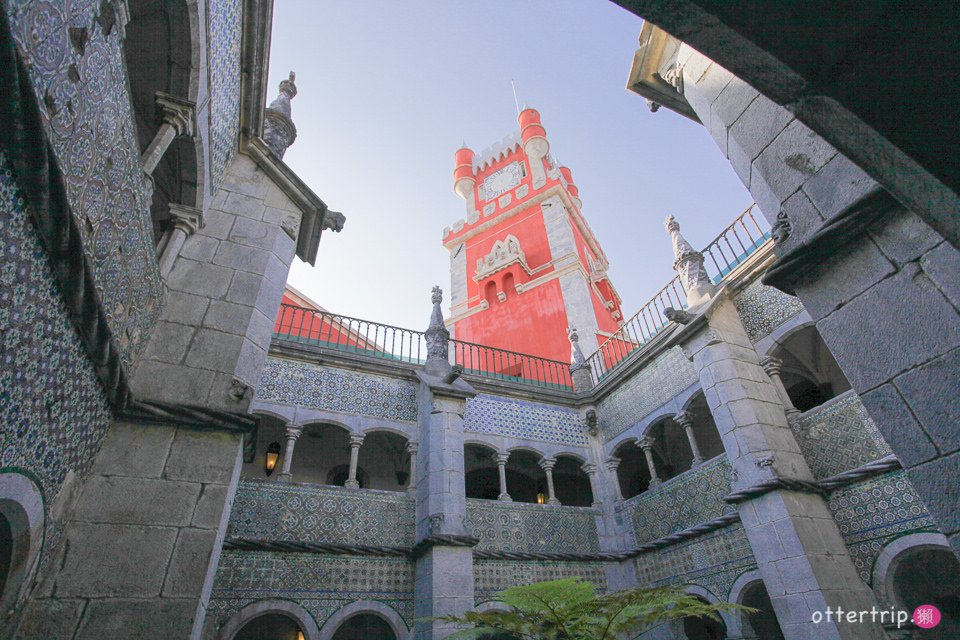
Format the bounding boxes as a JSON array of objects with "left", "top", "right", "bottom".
[{"left": 432, "top": 577, "right": 752, "bottom": 640}]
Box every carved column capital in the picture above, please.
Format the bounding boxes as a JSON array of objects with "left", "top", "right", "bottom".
[
  {"left": 581, "top": 462, "right": 597, "bottom": 475},
  {"left": 168, "top": 203, "right": 203, "bottom": 235},
  {"left": 284, "top": 425, "right": 303, "bottom": 441},
  {"left": 538, "top": 457, "right": 556, "bottom": 472},
  {"left": 760, "top": 355, "right": 783, "bottom": 377},
  {"left": 155, "top": 91, "right": 196, "bottom": 137},
  {"left": 605, "top": 456, "right": 621, "bottom": 473},
  {"left": 673, "top": 410, "right": 693, "bottom": 429},
  {"left": 348, "top": 433, "right": 366, "bottom": 448},
  {"left": 636, "top": 436, "right": 656, "bottom": 451},
  {"left": 406, "top": 441, "right": 419, "bottom": 456},
  {"left": 495, "top": 453, "right": 510, "bottom": 466}
]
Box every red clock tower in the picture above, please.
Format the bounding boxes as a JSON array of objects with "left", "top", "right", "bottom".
[{"left": 443, "top": 108, "right": 623, "bottom": 365}]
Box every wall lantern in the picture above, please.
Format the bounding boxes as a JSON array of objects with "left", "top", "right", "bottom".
[
  {"left": 264, "top": 441, "right": 281, "bottom": 476},
  {"left": 536, "top": 487, "right": 546, "bottom": 505}
]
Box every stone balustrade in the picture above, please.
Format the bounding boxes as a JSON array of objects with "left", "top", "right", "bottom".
[{"left": 465, "top": 499, "right": 601, "bottom": 555}]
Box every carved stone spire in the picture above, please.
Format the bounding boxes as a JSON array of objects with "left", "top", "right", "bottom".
[
  {"left": 425, "top": 286, "right": 451, "bottom": 376},
  {"left": 664, "top": 215, "right": 715, "bottom": 307},
  {"left": 262, "top": 71, "right": 298, "bottom": 159},
  {"left": 568, "top": 327, "right": 594, "bottom": 392}
]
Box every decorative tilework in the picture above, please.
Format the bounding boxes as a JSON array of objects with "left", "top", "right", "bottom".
[
  {"left": 633, "top": 524, "right": 756, "bottom": 600},
  {"left": 463, "top": 394, "right": 588, "bottom": 446},
  {"left": 466, "top": 499, "right": 600, "bottom": 554},
  {"left": 209, "top": 0, "right": 242, "bottom": 191},
  {"left": 827, "top": 471, "right": 936, "bottom": 585},
  {"left": 208, "top": 551, "right": 415, "bottom": 628},
  {"left": 625, "top": 456, "right": 734, "bottom": 545},
  {"left": 0, "top": 151, "right": 113, "bottom": 569},
  {"left": 229, "top": 480, "right": 415, "bottom": 548},
  {"left": 597, "top": 347, "right": 698, "bottom": 440},
  {"left": 256, "top": 358, "right": 418, "bottom": 423},
  {"left": 791, "top": 392, "right": 892, "bottom": 479},
  {"left": 6, "top": 0, "right": 163, "bottom": 370},
  {"left": 733, "top": 280, "right": 805, "bottom": 343},
  {"left": 474, "top": 560, "right": 609, "bottom": 604}
]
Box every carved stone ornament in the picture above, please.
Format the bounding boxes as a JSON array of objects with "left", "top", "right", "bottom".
[
  {"left": 321, "top": 209, "right": 345, "bottom": 233},
  {"left": 425, "top": 286, "right": 451, "bottom": 371},
  {"left": 475, "top": 234, "right": 530, "bottom": 280},
  {"left": 263, "top": 71, "right": 298, "bottom": 159},
  {"left": 771, "top": 210, "right": 792, "bottom": 245},
  {"left": 228, "top": 378, "right": 251, "bottom": 400},
  {"left": 664, "top": 215, "right": 713, "bottom": 303},
  {"left": 429, "top": 513, "right": 444, "bottom": 534},
  {"left": 280, "top": 215, "right": 300, "bottom": 240},
  {"left": 664, "top": 306, "right": 694, "bottom": 324},
  {"left": 756, "top": 455, "right": 775, "bottom": 468},
  {"left": 585, "top": 408, "right": 598, "bottom": 436}
]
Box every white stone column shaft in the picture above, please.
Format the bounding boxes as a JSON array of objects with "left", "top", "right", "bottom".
[
  {"left": 605, "top": 457, "right": 624, "bottom": 501},
  {"left": 581, "top": 462, "right": 601, "bottom": 506},
  {"left": 141, "top": 93, "right": 195, "bottom": 175},
  {"left": 761, "top": 355, "right": 801, "bottom": 420},
  {"left": 637, "top": 437, "right": 662, "bottom": 487},
  {"left": 278, "top": 425, "right": 302, "bottom": 481},
  {"left": 539, "top": 458, "right": 561, "bottom": 505},
  {"left": 496, "top": 453, "right": 512, "bottom": 501},
  {"left": 674, "top": 411, "right": 705, "bottom": 467},
  {"left": 345, "top": 433, "right": 365, "bottom": 488},
  {"left": 406, "top": 442, "right": 418, "bottom": 492}
]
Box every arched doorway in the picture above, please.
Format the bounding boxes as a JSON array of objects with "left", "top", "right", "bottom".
[
  {"left": 682, "top": 613, "right": 726, "bottom": 640},
  {"left": 232, "top": 613, "right": 305, "bottom": 640},
  {"left": 887, "top": 545, "right": 960, "bottom": 637},
  {"left": 331, "top": 613, "right": 397, "bottom": 640},
  {"left": 739, "top": 580, "right": 784, "bottom": 639}
]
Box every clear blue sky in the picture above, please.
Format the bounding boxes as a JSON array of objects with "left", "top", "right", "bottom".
[{"left": 268, "top": 0, "right": 753, "bottom": 334}]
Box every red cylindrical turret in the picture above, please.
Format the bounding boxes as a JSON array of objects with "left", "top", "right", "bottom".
[
  {"left": 560, "top": 166, "right": 582, "bottom": 209},
  {"left": 453, "top": 146, "right": 476, "bottom": 199},
  {"left": 518, "top": 108, "right": 549, "bottom": 159}
]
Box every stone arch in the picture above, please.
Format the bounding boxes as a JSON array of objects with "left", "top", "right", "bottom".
[
  {"left": 680, "top": 585, "right": 729, "bottom": 640},
  {"left": 356, "top": 429, "right": 412, "bottom": 491},
  {"left": 318, "top": 600, "right": 409, "bottom": 640},
  {"left": 289, "top": 422, "right": 352, "bottom": 486},
  {"left": 465, "top": 442, "right": 502, "bottom": 500},
  {"left": 552, "top": 454, "right": 593, "bottom": 507},
  {"left": 216, "top": 599, "right": 320, "bottom": 640},
  {"left": 680, "top": 391, "right": 725, "bottom": 464},
  {"left": 503, "top": 448, "right": 548, "bottom": 504},
  {"left": 0, "top": 472, "right": 45, "bottom": 616},
  {"left": 611, "top": 438, "right": 650, "bottom": 500},
  {"left": 873, "top": 532, "right": 960, "bottom": 635},
  {"left": 727, "top": 569, "right": 784, "bottom": 640},
  {"left": 767, "top": 323, "right": 851, "bottom": 412}
]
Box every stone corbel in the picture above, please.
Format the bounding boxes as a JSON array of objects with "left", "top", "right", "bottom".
[{"left": 157, "top": 204, "right": 203, "bottom": 279}]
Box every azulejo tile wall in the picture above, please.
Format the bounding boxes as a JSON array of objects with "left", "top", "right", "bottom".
[
  {"left": 0, "top": 152, "right": 113, "bottom": 569},
  {"left": 6, "top": 0, "right": 162, "bottom": 370},
  {"left": 208, "top": 551, "right": 415, "bottom": 631},
  {"left": 626, "top": 455, "right": 734, "bottom": 545},
  {"left": 463, "top": 394, "right": 588, "bottom": 446},
  {"left": 633, "top": 524, "right": 755, "bottom": 601},
  {"left": 229, "top": 480, "right": 415, "bottom": 548},
  {"left": 827, "top": 471, "right": 936, "bottom": 585},
  {"left": 791, "top": 392, "right": 892, "bottom": 479},
  {"left": 209, "top": 0, "right": 242, "bottom": 191},
  {"left": 597, "top": 347, "right": 698, "bottom": 440},
  {"left": 466, "top": 499, "right": 600, "bottom": 554},
  {"left": 474, "top": 560, "right": 609, "bottom": 604},
  {"left": 256, "top": 357, "right": 418, "bottom": 422},
  {"left": 733, "top": 280, "right": 805, "bottom": 343}
]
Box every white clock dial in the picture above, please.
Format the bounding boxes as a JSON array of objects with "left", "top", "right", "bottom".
[{"left": 481, "top": 162, "right": 522, "bottom": 200}]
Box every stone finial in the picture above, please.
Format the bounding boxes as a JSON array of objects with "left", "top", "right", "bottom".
[
  {"left": 263, "top": 70, "right": 298, "bottom": 159},
  {"left": 425, "top": 286, "right": 451, "bottom": 375},
  {"left": 664, "top": 214, "right": 715, "bottom": 307},
  {"left": 568, "top": 327, "right": 586, "bottom": 368}
]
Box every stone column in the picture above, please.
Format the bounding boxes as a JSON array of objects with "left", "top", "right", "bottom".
[
  {"left": 157, "top": 204, "right": 203, "bottom": 279},
  {"left": 141, "top": 92, "right": 195, "bottom": 175},
  {"left": 496, "top": 453, "right": 512, "bottom": 501},
  {"left": 760, "top": 356, "right": 801, "bottom": 421},
  {"left": 568, "top": 328, "right": 595, "bottom": 392},
  {"left": 345, "top": 433, "right": 365, "bottom": 488},
  {"left": 605, "top": 457, "right": 624, "bottom": 501},
  {"left": 276, "top": 425, "right": 302, "bottom": 482},
  {"left": 637, "top": 437, "right": 662, "bottom": 487},
  {"left": 673, "top": 410, "right": 705, "bottom": 467},
  {"left": 677, "top": 293, "right": 886, "bottom": 640},
  {"left": 414, "top": 287, "right": 478, "bottom": 639},
  {"left": 664, "top": 215, "right": 715, "bottom": 307},
  {"left": 581, "top": 462, "right": 601, "bottom": 507},
  {"left": 538, "top": 458, "right": 561, "bottom": 505},
  {"left": 406, "top": 442, "right": 418, "bottom": 492}
]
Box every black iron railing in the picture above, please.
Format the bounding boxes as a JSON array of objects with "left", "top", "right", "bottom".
[
  {"left": 585, "top": 205, "right": 770, "bottom": 384},
  {"left": 273, "top": 304, "right": 573, "bottom": 390}
]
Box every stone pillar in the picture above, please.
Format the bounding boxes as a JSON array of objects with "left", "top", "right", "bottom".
[
  {"left": 673, "top": 410, "right": 705, "bottom": 467},
  {"left": 760, "top": 356, "right": 801, "bottom": 421},
  {"left": 414, "top": 287, "right": 477, "bottom": 639},
  {"left": 496, "top": 453, "right": 512, "bottom": 501},
  {"left": 276, "top": 425, "right": 302, "bottom": 482},
  {"left": 637, "top": 437, "right": 662, "bottom": 487},
  {"left": 406, "top": 441, "right": 418, "bottom": 492},
  {"left": 605, "top": 457, "right": 624, "bottom": 501},
  {"left": 157, "top": 204, "right": 203, "bottom": 279},
  {"left": 678, "top": 293, "right": 886, "bottom": 639},
  {"left": 581, "top": 462, "right": 601, "bottom": 507},
  {"left": 345, "top": 433, "right": 365, "bottom": 488},
  {"left": 141, "top": 92, "right": 195, "bottom": 175},
  {"left": 538, "top": 458, "right": 561, "bottom": 505}
]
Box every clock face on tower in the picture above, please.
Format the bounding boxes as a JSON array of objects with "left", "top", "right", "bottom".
[{"left": 481, "top": 161, "right": 523, "bottom": 201}]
